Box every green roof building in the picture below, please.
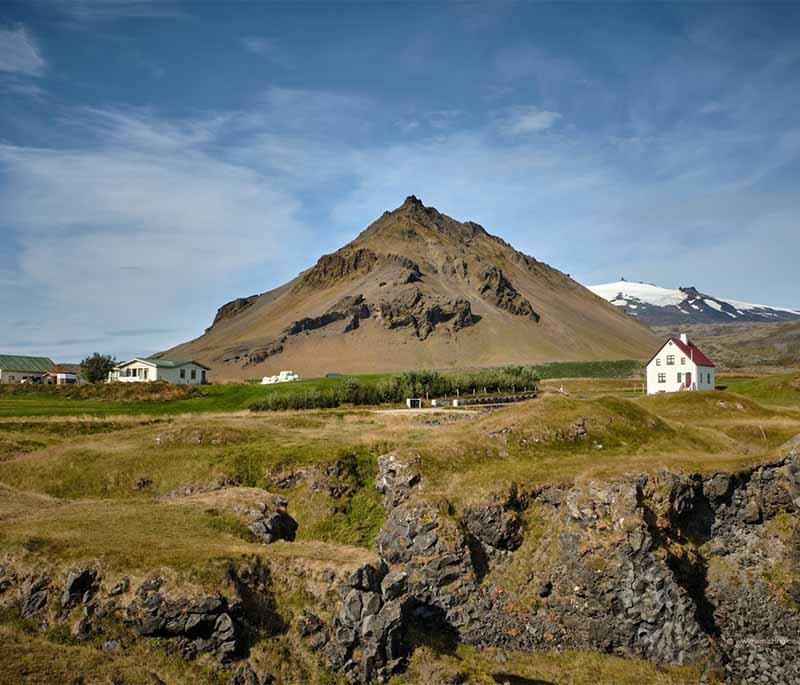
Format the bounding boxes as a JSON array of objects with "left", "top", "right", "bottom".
[
  {"left": 109, "top": 358, "right": 210, "bottom": 385},
  {"left": 0, "top": 354, "right": 55, "bottom": 384}
]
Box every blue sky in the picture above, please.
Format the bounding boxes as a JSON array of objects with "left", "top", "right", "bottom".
[{"left": 1, "top": 1, "right": 799, "bottom": 362}]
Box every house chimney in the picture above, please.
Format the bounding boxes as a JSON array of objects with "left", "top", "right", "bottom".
[{"left": 680, "top": 333, "right": 688, "bottom": 344}]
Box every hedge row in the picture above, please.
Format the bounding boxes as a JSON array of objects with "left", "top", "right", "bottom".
[{"left": 249, "top": 366, "right": 540, "bottom": 411}]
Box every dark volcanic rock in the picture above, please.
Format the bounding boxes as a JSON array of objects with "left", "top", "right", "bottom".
[
  {"left": 61, "top": 568, "right": 98, "bottom": 609},
  {"left": 209, "top": 295, "right": 260, "bottom": 331},
  {"left": 245, "top": 496, "right": 299, "bottom": 544},
  {"left": 478, "top": 266, "right": 540, "bottom": 321},
  {"left": 462, "top": 503, "right": 522, "bottom": 552},
  {"left": 299, "top": 248, "right": 379, "bottom": 289},
  {"left": 323, "top": 437, "right": 800, "bottom": 684},
  {"left": 377, "top": 288, "right": 477, "bottom": 340},
  {"left": 284, "top": 294, "right": 372, "bottom": 336},
  {"left": 375, "top": 452, "right": 421, "bottom": 509}
]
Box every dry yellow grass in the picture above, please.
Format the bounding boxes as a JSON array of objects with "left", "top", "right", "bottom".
[{"left": 392, "top": 644, "right": 710, "bottom": 685}]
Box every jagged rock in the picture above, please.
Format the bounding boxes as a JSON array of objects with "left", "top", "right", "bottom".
[
  {"left": 375, "top": 452, "right": 421, "bottom": 509},
  {"left": 298, "top": 248, "right": 379, "bottom": 289},
  {"left": 377, "top": 288, "right": 477, "bottom": 340},
  {"left": 138, "top": 577, "right": 162, "bottom": 594},
  {"left": 61, "top": 568, "right": 97, "bottom": 609},
  {"left": 742, "top": 497, "right": 761, "bottom": 523},
  {"left": 381, "top": 571, "right": 408, "bottom": 600},
  {"left": 210, "top": 295, "right": 259, "bottom": 330},
  {"left": 248, "top": 510, "right": 298, "bottom": 544},
  {"left": 284, "top": 294, "right": 372, "bottom": 336},
  {"left": 109, "top": 577, "right": 130, "bottom": 596},
  {"left": 478, "top": 266, "right": 540, "bottom": 321},
  {"left": 703, "top": 473, "right": 732, "bottom": 501},
  {"left": 462, "top": 503, "right": 522, "bottom": 551},
  {"left": 21, "top": 576, "right": 49, "bottom": 617}
]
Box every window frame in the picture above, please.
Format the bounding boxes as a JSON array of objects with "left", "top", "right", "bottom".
[
  {"left": 666, "top": 355, "right": 675, "bottom": 365},
  {"left": 658, "top": 373, "right": 666, "bottom": 383}
]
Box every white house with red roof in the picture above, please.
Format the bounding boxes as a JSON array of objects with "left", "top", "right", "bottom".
[{"left": 646, "top": 333, "right": 716, "bottom": 394}]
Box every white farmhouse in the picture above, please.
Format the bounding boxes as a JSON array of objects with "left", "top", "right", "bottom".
[
  {"left": 109, "top": 358, "right": 209, "bottom": 384},
  {"left": 261, "top": 370, "right": 300, "bottom": 385},
  {"left": 646, "top": 334, "right": 715, "bottom": 395}
]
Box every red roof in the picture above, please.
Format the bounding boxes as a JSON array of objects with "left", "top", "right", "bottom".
[{"left": 650, "top": 337, "right": 715, "bottom": 368}]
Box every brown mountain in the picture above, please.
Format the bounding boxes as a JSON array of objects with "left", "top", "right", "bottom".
[{"left": 161, "top": 196, "right": 657, "bottom": 380}]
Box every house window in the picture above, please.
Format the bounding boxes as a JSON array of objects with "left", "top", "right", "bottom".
[
  {"left": 180, "top": 369, "right": 186, "bottom": 379},
  {"left": 658, "top": 373, "right": 666, "bottom": 383},
  {"left": 143, "top": 368, "right": 148, "bottom": 380},
  {"left": 677, "top": 372, "right": 682, "bottom": 383},
  {"left": 666, "top": 355, "right": 675, "bottom": 365},
  {"left": 707, "top": 373, "right": 711, "bottom": 384},
  {"left": 656, "top": 358, "right": 661, "bottom": 366},
  {"left": 191, "top": 369, "right": 197, "bottom": 380},
  {"left": 681, "top": 357, "right": 686, "bottom": 365},
  {"left": 201, "top": 370, "right": 207, "bottom": 383}
]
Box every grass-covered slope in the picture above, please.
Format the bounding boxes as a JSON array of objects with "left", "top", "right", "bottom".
[{"left": 1, "top": 377, "right": 798, "bottom": 683}]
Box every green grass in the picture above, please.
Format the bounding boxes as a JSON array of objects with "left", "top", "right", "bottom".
[
  {"left": 0, "top": 362, "right": 643, "bottom": 418},
  {"left": 0, "top": 376, "right": 370, "bottom": 418},
  {"left": 532, "top": 358, "right": 642, "bottom": 379},
  {"left": 718, "top": 372, "right": 800, "bottom": 408}
]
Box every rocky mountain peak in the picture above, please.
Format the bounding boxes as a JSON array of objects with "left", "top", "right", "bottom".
[{"left": 163, "top": 199, "right": 658, "bottom": 378}]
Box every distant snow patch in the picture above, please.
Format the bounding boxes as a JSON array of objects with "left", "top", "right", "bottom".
[{"left": 588, "top": 281, "right": 685, "bottom": 307}]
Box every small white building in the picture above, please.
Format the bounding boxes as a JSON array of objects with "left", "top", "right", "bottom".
[
  {"left": 109, "top": 358, "right": 209, "bottom": 385},
  {"left": 261, "top": 370, "right": 300, "bottom": 385},
  {"left": 646, "top": 334, "right": 715, "bottom": 395}
]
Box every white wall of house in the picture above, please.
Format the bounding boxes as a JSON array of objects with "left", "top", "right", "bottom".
[
  {"left": 157, "top": 364, "right": 207, "bottom": 385},
  {"left": 115, "top": 360, "right": 157, "bottom": 382},
  {"left": 113, "top": 360, "right": 208, "bottom": 384},
  {"left": 646, "top": 340, "right": 715, "bottom": 394},
  {"left": 0, "top": 369, "right": 47, "bottom": 384}
]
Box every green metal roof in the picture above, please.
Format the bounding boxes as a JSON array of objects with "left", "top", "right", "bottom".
[
  {"left": 116, "top": 357, "right": 210, "bottom": 370},
  {"left": 0, "top": 355, "right": 55, "bottom": 373},
  {"left": 145, "top": 358, "right": 195, "bottom": 368}
]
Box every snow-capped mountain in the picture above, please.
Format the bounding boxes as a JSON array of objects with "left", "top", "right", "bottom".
[{"left": 588, "top": 280, "right": 800, "bottom": 326}]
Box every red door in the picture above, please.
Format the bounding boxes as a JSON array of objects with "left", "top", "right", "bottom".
[{"left": 685, "top": 372, "right": 692, "bottom": 388}]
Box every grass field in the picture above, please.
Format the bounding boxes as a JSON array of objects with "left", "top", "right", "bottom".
[
  {"left": 1, "top": 368, "right": 797, "bottom": 684},
  {"left": 0, "top": 360, "right": 643, "bottom": 418}
]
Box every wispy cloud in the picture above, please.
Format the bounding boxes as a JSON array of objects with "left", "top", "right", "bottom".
[
  {"left": 0, "top": 102, "right": 310, "bottom": 359},
  {"left": 0, "top": 26, "right": 45, "bottom": 76},
  {"left": 54, "top": 0, "right": 184, "bottom": 21},
  {"left": 501, "top": 106, "right": 561, "bottom": 135}
]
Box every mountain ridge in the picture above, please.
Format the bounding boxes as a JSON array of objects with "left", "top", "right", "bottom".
[
  {"left": 589, "top": 280, "right": 800, "bottom": 326},
  {"left": 161, "top": 198, "right": 657, "bottom": 379}
]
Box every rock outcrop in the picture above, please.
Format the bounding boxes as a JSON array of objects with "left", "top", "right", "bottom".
[
  {"left": 478, "top": 266, "right": 540, "bottom": 321},
  {"left": 209, "top": 295, "right": 260, "bottom": 331},
  {"left": 312, "top": 443, "right": 800, "bottom": 683},
  {"left": 0, "top": 558, "right": 282, "bottom": 670},
  {"left": 376, "top": 288, "right": 477, "bottom": 340}
]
